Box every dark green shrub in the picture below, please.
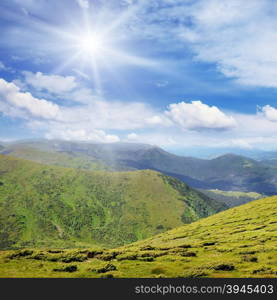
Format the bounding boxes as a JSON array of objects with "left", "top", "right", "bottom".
[
  {"left": 97, "top": 252, "right": 118, "bottom": 261},
  {"left": 202, "top": 242, "right": 216, "bottom": 246},
  {"left": 48, "top": 250, "right": 64, "bottom": 254},
  {"left": 138, "top": 257, "right": 154, "bottom": 262},
  {"left": 242, "top": 256, "right": 258, "bottom": 262},
  {"left": 97, "top": 263, "right": 117, "bottom": 273},
  {"left": 178, "top": 244, "right": 192, "bottom": 249},
  {"left": 8, "top": 250, "right": 34, "bottom": 259},
  {"left": 53, "top": 265, "right": 78, "bottom": 272},
  {"left": 100, "top": 274, "right": 114, "bottom": 278},
  {"left": 151, "top": 267, "right": 166, "bottom": 275},
  {"left": 140, "top": 245, "right": 155, "bottom": 251},
  {"left": 117, "top": 254, "right": 137, "bottom": 261},
  {"left": 180, "top": 252, "right": 197, "bottom": 257},
  {"left": 213, "top": 264, "right": 235, "bottom": 271},
  {"left": 87, "top": 250, "right": 103, "bottom": 258}
]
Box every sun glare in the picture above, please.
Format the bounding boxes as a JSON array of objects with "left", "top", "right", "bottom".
[
  {"left": 78, "top": 34, "right": 104, "bottom": 56},
  {"left": 52, "top": 3, "right": 158, "bottom": 89}
]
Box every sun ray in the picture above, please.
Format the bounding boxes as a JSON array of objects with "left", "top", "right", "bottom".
[
  {"left": 28, "top": 0, "right": 164, "bottom": 95},
  {"left": 104, "top": 48, "right": 159, "bottom": 69},
  {"left": 52, "top": 50, "right": 83, "bottom": 75},
  {"left": 90, "top": 58, "right": 103, "bottom": 96},
  {"left": 100, "top": 2, "right": 141, "bottom": 38}
]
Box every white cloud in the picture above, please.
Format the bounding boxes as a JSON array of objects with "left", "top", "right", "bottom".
[
  {"left": 45, "top": 127, "right": 119, "bottom": 143},
  {"left": 0, "top": 77, "right": 161, "bottom": 142},
  {"left": 0, "top": 61, "right": 6, "bottom": 70},
  {"left": 180, "top": 0, "right": 277, "bottom": 88},
  {"left": 0, "top": 61, "right": 13, "bottom": 73},
  {"left": 229, "top": 139, "right": 253, "bottom": 149},
  {"left": 122, "top": 0, "right": 134, "bottom": 5},
  {"left": 22, "top": 71, "right": 78, "bottom": 94},
  {"left": 260, "top": 105, "right": 277, "bottom": 122},
  {"left": 3, "top": 1, "right": 277, "bottom": 91},
  {"left": 75, "top": 0, "right": 89, "bottom": 9},
  {"left": 127, "top": 132, "right": 139, "bottom": 140},
  {"left": 0, "top": 77, "right": 160, "bottom": 129},
  {"left": 72, "top": 69, "right": 90, "bottom": 80},
  {"left": 3, "top": 73, "right": 277, "bottom": 149},
  {"left": 81, "top": 100, "right": 157, "bottom": 130},
  {"left": 165, "top": 100, "right": 236, "bottom": 130},
  {"left": 121, "top": 0, "right": 277, "bottom": 89},
  {"left": 21, "top": 7, "right": 29, "bottom": 16},
  {"left": 126, "top": 131, "right": 178, "bottom": 147},
  {"left": 214, "top": 136, "right": 277, "bottom": 150},
  {"left": 0, "top": 78, "right": 60, "bottom": 119},
  {"left": 125, "top": 124, "right": 277, "bottom": 151},
  {"left": 233, "top": 112, "right": 277, "bottom": 137},
  {"left": 146, "top": 115, "right": 167, "bottom": 126},
  {"left": 69, "top": 87, "right": 96, "bottom": 104},
  {"left": 155, "top": 80, "right": 169, "bottom": 88}
]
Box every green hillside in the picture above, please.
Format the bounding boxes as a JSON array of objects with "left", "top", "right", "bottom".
[
  {"left": 0, "top": 155, "right": 225, "bottom": 250},
  {"left": 199, "top": 189, "right": 265, "bottom": 207},
  {"left": 1, "top": 145, "right": 110, "bottom": 171},
  {"left": 0, "top": 196, "right": 276, "bottom": 278}
]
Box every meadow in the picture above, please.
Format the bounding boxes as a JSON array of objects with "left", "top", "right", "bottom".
[{"left": 1, "top": 196, "right": 276, "bottom": 278}]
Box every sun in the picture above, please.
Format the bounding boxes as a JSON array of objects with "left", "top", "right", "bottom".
[
  {"left": 77, "top": 34, "right": 105, "bottom": 57},
  {"left": 52, "top": 5, "right": 158, "bottom": 86}
]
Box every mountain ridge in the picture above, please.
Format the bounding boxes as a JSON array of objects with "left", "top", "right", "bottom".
[
  {"left": 0, "top": 154, "right": 226, "bottom": 249},
  {"left": 1, "top": 140, "right": 277, "bottom": 194}
]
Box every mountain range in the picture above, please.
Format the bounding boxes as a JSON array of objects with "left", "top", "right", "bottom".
[{"left": 1, "top": 140, "right": 277, "bottom": 195}]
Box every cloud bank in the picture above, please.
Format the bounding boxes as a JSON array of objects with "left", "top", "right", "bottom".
[
  {"left": 22, "top": 71, "right": 78, "bottom": 94},
  {"left": 1, "top": 72, "right": 277, "bottom": 150}
]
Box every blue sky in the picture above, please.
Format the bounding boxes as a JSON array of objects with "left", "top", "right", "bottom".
[{"left": 1, "top": 0, "right": 277, "bottom": 156}]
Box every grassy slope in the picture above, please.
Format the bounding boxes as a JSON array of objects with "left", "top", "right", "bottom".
[
  {"left": 0, "top": 196, "right": 276, "bottom": 278},
  {"left": 0, "top": 155, "right": 224, "bottom": 249},
  {"left": 199, "top": 189, "right": 265, "bottom": 207},
  {"left": 1, "top": 146, "right": 109, "bottom": 171}
]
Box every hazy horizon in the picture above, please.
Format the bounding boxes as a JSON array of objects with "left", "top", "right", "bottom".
[{"left": 1, "top": 137, "right": 276, "bottom": 160}]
